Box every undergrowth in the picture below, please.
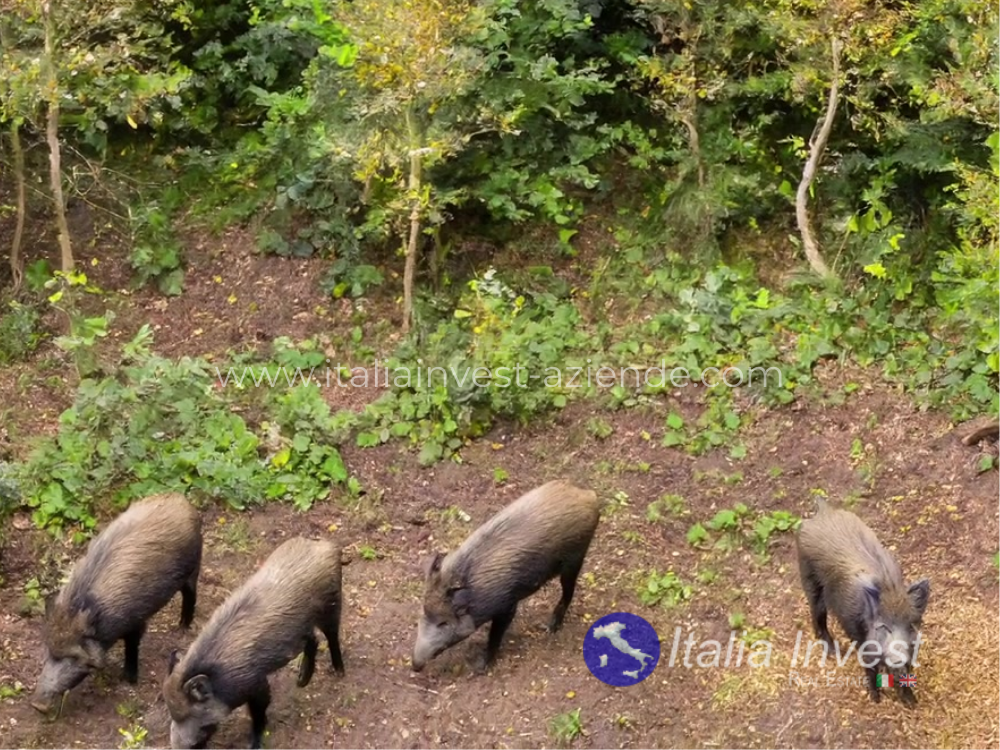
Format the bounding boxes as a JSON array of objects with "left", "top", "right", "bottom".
[{"left": 16, "top": 327, "right": 356, "bottom": 536}]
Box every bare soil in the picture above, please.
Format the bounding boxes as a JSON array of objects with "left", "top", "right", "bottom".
[{"left": 0, "top": 219, "right": 997, "bottom": 750}]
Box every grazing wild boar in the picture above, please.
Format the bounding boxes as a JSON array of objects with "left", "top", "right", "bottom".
[
  {"left": 797, "top": 498, "right": 930, "bottom": 706},
  {"left": 31, "top": 493, "right": 202, "bottom": 715},
  {"left": 163, "top": 537, "right": 345, "bottom": 749},
  {"left": 411, "top": 479, "right": 601, "bottom": 673}
]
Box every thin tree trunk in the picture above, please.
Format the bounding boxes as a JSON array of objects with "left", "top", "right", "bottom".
[
  {"left": 681, "top": 110, "right": 705, "bottom": 189},
  {"left": 795, "top": 36, "right": 841, "bottom": 280},
  {"left": 9, "top": 121, "right": 26, "bottom": 290},
  {"left": 43, "top": 0, "right": 74, "bottom": 273},
  {"left": 402, "top": 108, "right": 423, "bottom": 334}
]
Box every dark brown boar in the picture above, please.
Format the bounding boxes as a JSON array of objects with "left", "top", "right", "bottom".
[
  {"left": 411, "top": 479, "right": 601, "bottom": 673},
  {"left": 31, "top": 492, "right": 202, "bottom": 714},
  {"left": 163, "top": 536, "right": 345, "bottom": 749},
  {"left": 797, "top": 498, "right": 929, "bottom": 706}
]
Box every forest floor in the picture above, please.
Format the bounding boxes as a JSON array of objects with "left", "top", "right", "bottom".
[{"left": 0, "top": 223, "right": 997, "bottom": 749}]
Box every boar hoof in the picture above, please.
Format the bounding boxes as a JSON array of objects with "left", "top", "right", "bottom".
[
  {"left": 473, "top": 654, "right": 492, "bottom": 675},
  {"left": 898, "top": 687, "right": 917, "bottom": 708},
  {"left": 868, "top": 688, "right": 882, "bottom": 704}
]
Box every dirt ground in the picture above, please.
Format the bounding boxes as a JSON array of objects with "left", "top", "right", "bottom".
[{"left": 0, "top": 224, "right": 998, "bottom": 749}]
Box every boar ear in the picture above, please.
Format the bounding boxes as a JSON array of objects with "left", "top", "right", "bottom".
[
  {"left": 423, "top": 552, "right": 444, "bottom": 578},
  {"left": 183, "top": 674, "right": 212, "bottom": 703},
  {"left": 167, "top": 649, "right": 183, "bottom": 675},
  {"left": 449, "top": 587, "right": 471, "bottom": 616},
  {"left": 907, "top": 578, "right": 930, "bottom": 618}
]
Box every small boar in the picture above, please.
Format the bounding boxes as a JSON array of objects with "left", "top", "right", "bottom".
[
  {"left": 31, "top": 493, "right": 202, "bottom": 715},
  {"left": 163, "top": 537, "right": 345, "bottom": 749},
  {"left": 797, "top": 498, "right": 929, "bottom": 706},
  {"left": 411, "top": 479, "right": 601, "bottom": 673}
]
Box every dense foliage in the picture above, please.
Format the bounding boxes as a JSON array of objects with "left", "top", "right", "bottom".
[{"left": 0, "top": 0, "right": 996, "bottom": 533}]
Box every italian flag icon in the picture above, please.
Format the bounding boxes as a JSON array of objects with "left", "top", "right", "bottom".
[{"left": 876, "top": 674, "right": 894, "bottom": 688}]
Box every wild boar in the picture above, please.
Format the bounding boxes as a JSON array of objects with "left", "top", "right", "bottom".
[
  {"left": 31, "top": 492, "right": 202, "bottom": 714},
  {"left": 797, "top": 498, "right": 929, "bottom": 705},
  {"left": 412, "top": 479, "right": 601, "bottom": 673},
  {"left": 163, "top": 537, "right": 344, "bottom": 749}
]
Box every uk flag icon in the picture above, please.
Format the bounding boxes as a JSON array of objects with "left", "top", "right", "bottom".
[{"left": 899, "top": 674, "right": 917, "bottom": 688}]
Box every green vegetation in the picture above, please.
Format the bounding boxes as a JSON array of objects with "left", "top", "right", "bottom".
[
  {"left": 16, "top": 328, "right": 356, "bottom": 535},
  {"left": 639, "top": 570, "right": 693, "bottom": 609},
  {"left": 688, "top": 505, "right": 800, "bottom": 556},
  {"left": 117, "top": 724, "right": 148, "bottom": 750},
  {"left": 549, "top": 708, "right": 584, "bottom": 746},
  {"left": 0, "top": 682, "right": 25, "bottom": 700},
  {"left": 0, "top": 0, "right": 994, "bottom": 537},
  {"left": 646, "top": 494, "right": 688, "bottom": 522}
]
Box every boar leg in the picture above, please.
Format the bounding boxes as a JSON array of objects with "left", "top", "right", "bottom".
[
  {"left": 180, "top": 564, "right": 199, "bottom": 628},
  {"left": 865, "top": 665, "right": 881, "bottom": 703},
  {"left": 123, "top": 623, "right": 146, "bottom": 684},
  {"left": 798, "top": 558, "right": 832, "bottom": 645},
  {"left": 247, "top": 681, "right": 272, "bottom": 750},
  {"left": 483, "top": 605, "right": 518, "bottom": 670},
  {"left": 298, "top": 633, "right": 318, "bottom": 688},
  {"left": 319, "top": 598, "right": 345, "bottom": 675},
  {"left": 896, "top": 662, "right": 917, "bottom": 707},
  {"left": 548, "top": 558, "right": 585, "bottom": 633}
]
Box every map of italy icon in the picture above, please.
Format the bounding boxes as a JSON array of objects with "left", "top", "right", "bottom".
[{"left": 583, "top": 612, "right": 661, "bottom": 686}]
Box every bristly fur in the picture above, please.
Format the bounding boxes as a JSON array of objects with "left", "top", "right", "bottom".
[
  {"left": 45, "top": 493, "right": 202, "bottom": 656},
  {"left": 796, "top": 499, "right": 929, "bottom": 706},
  {"left": 435, "top": 479, "right": 600, "bottom": 619},
  {"left": 414, "top": 479, "right": 601, "bottom": 671},
  {"left": 163, "top": 537, "right": 344, "bottom": 726}
]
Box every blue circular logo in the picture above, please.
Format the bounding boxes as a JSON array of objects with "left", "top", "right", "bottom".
[{"left": 583, "top": 612, "right": 661, "bottom": 686}]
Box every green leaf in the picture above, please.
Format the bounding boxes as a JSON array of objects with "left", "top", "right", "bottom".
[
  {"left": 667, "top": 412, "right": 684, "bottom": 429},
  {"left": 418, "top": 441, "right": 444, "bottom": 466},
  {"left": 686, "top": 523, "right": 708, "bottom": 545},
  {"left": 863, "top": 263, "right": 887, "bottom": 279},
  {"left": 662, "top": 431, "right": 684, "bottom": 447},
  {"left": 707, "top": 510, "right": 737, "bottom": 530},
  {"left": 356, "top": 432, "right": 380, "bottom": 448},
  {"left": 321, "top": 453, "right": 348, "bottom": 482}
]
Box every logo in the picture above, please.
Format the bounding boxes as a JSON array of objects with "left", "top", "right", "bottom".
[
  {"left": 583, "top": 612, "right": 661, "bottom": 686},
  {"left": 877, "top": 674, "right": 917, "bottom": 688}
]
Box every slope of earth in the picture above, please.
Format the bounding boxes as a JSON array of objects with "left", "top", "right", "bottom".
[{"left": 1, "top": 392, "right": 997, "bottom": 750}]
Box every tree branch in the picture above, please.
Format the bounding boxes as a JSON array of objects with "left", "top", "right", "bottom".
[
  {"left": 9, "top": 120, "right": 26, "bottom": 291},
  {"left": 43, "top": 0, "right": 74, "bottom": 273},
  {"left": 795, "top": 36, "right": 841, "bottom": 280}
]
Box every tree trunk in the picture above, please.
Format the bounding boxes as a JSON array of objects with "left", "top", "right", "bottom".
[
  {"left": 402, "top": 108, "right": 423, "bottom": 334},
  {"left": 795, "top": 36, "right": 841, "bottom": 280},
  {"left": 43, "top": 0, "right": 74, "bottom": 273},
  {"left": 9, "top": 121, "right": 26, "bottom": 290}
]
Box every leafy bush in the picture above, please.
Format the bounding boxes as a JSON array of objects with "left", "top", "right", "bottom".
[
  {"left": 0, "top": 301, "right": 44, "bottom": 365},
  {"left": 18, "top": 329, "right": 354, "bottom": 535},
  {"left": 354, "top": 268, "right": 593, "bottom": 463}
]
